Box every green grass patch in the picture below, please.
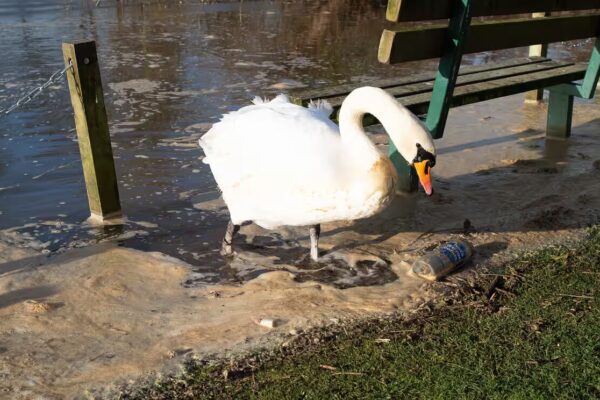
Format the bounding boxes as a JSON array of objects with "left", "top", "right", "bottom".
[{"left": 120, "top": 228, "right": 600, "bottom": 400}]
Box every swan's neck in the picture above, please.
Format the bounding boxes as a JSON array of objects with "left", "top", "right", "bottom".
[
  {"left": 338, "top": 87, "right": 433, "bottom": 165},
  {"left": 338, "top": 97, "right": 381, "bottom": 163}
]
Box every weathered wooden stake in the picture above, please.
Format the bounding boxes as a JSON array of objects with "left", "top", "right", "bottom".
[
  {"left": 525, "top": 12, "right": 550, "bottom": 103},
  {"left": 62, "top": 41, "right": 122, "bottom": 223}
]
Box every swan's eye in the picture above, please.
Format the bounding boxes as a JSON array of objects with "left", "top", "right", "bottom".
[{"left": 413, "top": 144, "right": 436, "bottom": 168}]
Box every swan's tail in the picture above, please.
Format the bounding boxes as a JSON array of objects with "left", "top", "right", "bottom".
[
  {"left": 252, "top": 94, "right": 291, "bottom": 105},
  {"left": 251, "top": 94, "right": 332, "bottom": 118},
  {"left": 308, "top": 99, "right": 334, "bottom": 118}
]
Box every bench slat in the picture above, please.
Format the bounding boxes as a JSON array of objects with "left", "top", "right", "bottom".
[
  {"left": 293, "top": 57, "right": 549, "bottom": 103},
  {"left": 387, "top": 0, "right": 600, "bottom": 22},
  {"left": 387, "top": 61, "right": 574, "bottom": 100},
  {"left": 296, "top": 63, "right": 587, "bottom": 126},
  {"left": 403, "top": 64, "right": 586, "bottom": 115},
  {"left": 380, "top": 15, "right": 600, "bottom": 64},
  {"left": 297, "top": 60, "right": 574, "bottom": 109}
]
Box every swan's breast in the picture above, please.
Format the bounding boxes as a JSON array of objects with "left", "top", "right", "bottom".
[
  {"left": 343, "top": 156, "right": 399, "bottom": 220},
  {"left": 369, "top": 156, "right": 398, "bottom": 198}
]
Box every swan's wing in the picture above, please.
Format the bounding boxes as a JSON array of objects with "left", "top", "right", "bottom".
[{"left": 199, "top": 96, "right": 341, "bottom": 195}]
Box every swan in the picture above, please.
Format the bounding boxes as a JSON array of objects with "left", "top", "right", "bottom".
[{"left": 199, "top": 86, "right": 436, "bottom": 261}]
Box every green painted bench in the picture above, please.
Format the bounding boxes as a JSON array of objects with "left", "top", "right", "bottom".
[{"left": 292, "top": 0, "right": 600, "bottom": 191}]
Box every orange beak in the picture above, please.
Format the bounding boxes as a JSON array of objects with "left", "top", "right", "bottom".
[{"left": 414, "top": 160, "right": 433, "bottom": 196}]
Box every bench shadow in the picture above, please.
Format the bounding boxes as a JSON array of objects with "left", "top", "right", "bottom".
[
  {"left": 0, "top": 254, "right": 47, "bottom": 278},
  {"left": 0, "top": 285, "right": 57, "bottom": 310}
]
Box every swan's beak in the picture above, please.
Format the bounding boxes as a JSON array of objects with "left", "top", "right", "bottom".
[{"left": 414, "top": 160, "right": 433, "bottom": 196}]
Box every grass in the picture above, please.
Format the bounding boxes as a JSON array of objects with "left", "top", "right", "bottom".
[{"left": 119, "top": 227, "right": 600, "bottom": 400}]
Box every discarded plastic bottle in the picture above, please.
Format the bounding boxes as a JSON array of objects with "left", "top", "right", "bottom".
[{"left": 412, "top": 240, "right": 474, "bottom": 281}]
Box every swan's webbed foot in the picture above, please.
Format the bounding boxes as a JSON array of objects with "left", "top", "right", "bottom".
[
  {"left": 309, "top": 224, "right": 321, "bottom": 262},
  {"left": 220, "top": 220, "right": 240, "bottom": 257}
]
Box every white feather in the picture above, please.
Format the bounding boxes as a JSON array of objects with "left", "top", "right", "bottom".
[{"left": 307, "top": 99, "right": 333, "bottom": 118}]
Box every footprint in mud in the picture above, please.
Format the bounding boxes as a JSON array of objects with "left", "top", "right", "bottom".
[
  {"left": 524, "top": 206, "right": 575, "bottom": 230},
  {"left": 291, "top": 251, "right": 398, "bottom": 289},
  {"left": 430, "top": 192, "right": 454, "bottom": 205},
  {"left": 227, "top": 239, "right": 398, "bottom": 289},
  {"left": 482, "top": 159, "right": 560, "bottom": 175},
  {"left": 520, "top": 194, "right": 563, "bottom": 210},
  {"left": 577, "top": 193, "right": 596, "bottom": 205},
  {"left": 509, "top": 159, "right": 559, "bottom": 174}
]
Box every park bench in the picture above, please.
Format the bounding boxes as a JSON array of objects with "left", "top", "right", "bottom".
[{"left": 291, "top": 0, "right": 600, "bottom": 191}]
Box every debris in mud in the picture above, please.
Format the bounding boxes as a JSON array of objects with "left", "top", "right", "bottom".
[
  {"left": 23, "top": 300, "right": 52, "bottom": 313},
  {"left": 257, "top": 318, "right": 281, "bottom": 329}
]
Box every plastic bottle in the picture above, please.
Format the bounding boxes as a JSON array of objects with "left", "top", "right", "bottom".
[{"left": 411, "top": 240, "right": 474, "bottom": 281}]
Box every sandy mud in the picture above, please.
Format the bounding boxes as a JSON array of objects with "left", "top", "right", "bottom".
[{"left": 0, "top": 242, "right": 428, "bottom": 399}]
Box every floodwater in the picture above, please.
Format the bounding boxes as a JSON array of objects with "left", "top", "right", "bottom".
[{"left": 0, "top": 0, "right": 595, "bottom": 285}]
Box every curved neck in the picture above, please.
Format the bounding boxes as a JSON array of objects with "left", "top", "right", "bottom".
[
  {"left": 338, "top": 92, "right": 381, "bottom": 160},
  {"left": 338, "top": 87, "right": 433, "bottom": 164}
]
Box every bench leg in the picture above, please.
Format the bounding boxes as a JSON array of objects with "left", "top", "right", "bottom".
[
  {"left": 547, "top": 91, "right": 574, "bottom": 139},
  {"left": 388, "top": 141, "right": 418, "bottom": 192}
]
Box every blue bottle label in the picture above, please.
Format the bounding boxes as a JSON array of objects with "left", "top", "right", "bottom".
[{"left": 439, "top": 242, "right": 468, "bottom": 265}]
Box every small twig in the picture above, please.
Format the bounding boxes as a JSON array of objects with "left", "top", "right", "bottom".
[
  {"left": 374, "top": 338, "right": 390, "bottom": 343},
  {"left": 319, "top": 364, "right": 337, "bottom": 371},
  {"left": 485, "top": 276, "right": 502, "bottom": 299},
  {"left": 332, "top": 372, "right": 365, "bottom": 376},
  {"left": 496, "top": 288, "right": 515, "bottom": 297},
  {"left": 388, "top": 329, "right": 417, "bottom": 334},
  {"left": 556, "top": 293, "right": 594, "bottom": 300}
]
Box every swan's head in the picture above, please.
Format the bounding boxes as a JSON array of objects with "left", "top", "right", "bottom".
[
  {"left": 411, "top": 143, "right": 436, "bottom": 196},
  {"left": 385, "top": 107, "right": 436, "bottom": 196}
]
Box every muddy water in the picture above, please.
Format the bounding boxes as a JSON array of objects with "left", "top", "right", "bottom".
[{"left": 0, "top": 0, "right": 595, "bottom": 285}]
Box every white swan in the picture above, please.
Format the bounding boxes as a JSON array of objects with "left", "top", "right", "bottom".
[{"left": 199, "top": 86, "right": 436, "bottom": 261}]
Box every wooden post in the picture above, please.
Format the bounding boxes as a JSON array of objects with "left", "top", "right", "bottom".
[
  {"left": 525, "top": 12, "right": 550, "bottom": 103},
  {"left": 62, "top": 41, "right": 122, "bottom": 223},
  {"left": 547, "top": 91, "right": 573, "bottom": 139}
]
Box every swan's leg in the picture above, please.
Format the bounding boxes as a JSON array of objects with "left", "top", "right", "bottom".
[
  {"left": 309, "top": 224, "right": 321, "bottom": 262},
  {"left": 220, "top": 220, "right": 240, "bottom": 257}
]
